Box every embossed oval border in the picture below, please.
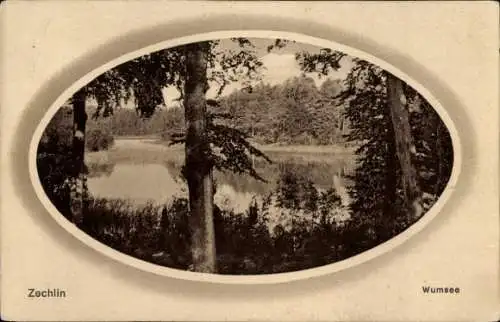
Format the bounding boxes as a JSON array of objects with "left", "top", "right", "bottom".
[{"left": 28, "top": 29, "right": 462, "bottom": 285}]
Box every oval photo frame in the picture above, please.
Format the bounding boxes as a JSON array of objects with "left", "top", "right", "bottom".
[{"left": 29, "top": 30, "right": 462, "bottom": 285}]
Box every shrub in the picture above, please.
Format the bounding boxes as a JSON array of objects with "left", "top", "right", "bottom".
[
  {"left": 77, "top": 185, "right": 360, "bottom": 275},
  {"left": 86, "top": 127, "right": 114, "bottom": 152}
]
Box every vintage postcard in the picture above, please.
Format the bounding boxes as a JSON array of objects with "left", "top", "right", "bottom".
[{"left": 1, "top": 1, "right": 498, "bottom": 321}]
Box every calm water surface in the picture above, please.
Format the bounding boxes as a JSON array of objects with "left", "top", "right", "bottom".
[{"left": 87, "top": 139, "right": 354, "bottom": 213}]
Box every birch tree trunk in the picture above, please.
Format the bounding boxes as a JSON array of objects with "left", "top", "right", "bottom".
[
  {"left": 184, "top": 43, "right": 217, "bottom": 273},
  {"left": 70, "top": 89, "right": 88, "bottom": 226},
  {"left": 386, "top": 73, "right": 422, "bottom": 218}
]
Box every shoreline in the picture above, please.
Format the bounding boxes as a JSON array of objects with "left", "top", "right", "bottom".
[{"left": 87, "top": 137, "right": 358, "bottom": 164}]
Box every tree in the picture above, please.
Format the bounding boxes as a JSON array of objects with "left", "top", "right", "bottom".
[
  {"left": 64, "top": 68, "right": 132, "bottom": 226},
  {"left": 37, "top": 105, "right": 75, "bottom": 221},
  {"left": 183, "top": 42, "right": 217, "bottom": 272},
  {"left": 318, "top": 79, "right": 347, "bottom": 141},
  {"left": 296, "top": 49, "right": 453, "bottom": 247},
  {"left": 218, "top": 75, "right": 345, "bottom": 145},
  {"left": 61, "top": 48, "right": 183, "bottom": 226},
  {"left": 405, "top": 90, "right": 453, "bottom": 198},
  {"left": 116, "top": 39, "right": 268, "bottom": 272},
  {"left": 68, "top": 89, "right": 87, "bottom": 226},
  {"left": 339, "top": 60, "right": 402, "bottom": 242},
  {"left": 385, "top": 73, "right": 421, "bottom": 217},
  {"left": 162, "top": 40, "right": 270, "bottom": 272},
  {"left": 48, "top": 39, "right": 268, "bottom": 272},
  {"left": 280, "top": 76, "right": 319, "bottom": 143}
]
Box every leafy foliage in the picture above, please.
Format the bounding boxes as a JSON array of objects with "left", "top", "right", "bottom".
[
  {"left": 297, "top": 51, "right": 454, "bottom": 246},
  {"left": 206, "top": 116, "right": 272, "bottom": 182},
  {"left": 217, "top": 76, "right": 347, "bottom": 145},
  {"left": 77, "top": 38, "right": 272, "bottom": 184},
  {"left": 275, "top": 163, "right": 319, "bottom": 212},
  {"left": 296, "top": 48, "right": 345, "bottom": 77},
  {"left": 168, "top": 102, "right": 272, "bottom": 182},
  {"left": 114, "top": 49, "right": 185, "bottom": 117},
  {"left": 37, "top": 108, "right": 75, "bottom": 219},
  {"left": 77, "top": 169, "right": 353, "bottom": 274},
  {"left": 86, "top": 127, "right": 114, "bottom": 152},
  {"left": 83, "top": 69, "right": 131, "bottom": 118},
  {"left": 38, "top": 38, "right": 455, "bottom": 274},
  {"left": 37, "top": 106, "right": 114, "bottom": 219},
  {"left": 93, "top": 73, "right": 349, "bottom": 147},
  {"left": 266, "top": 38, "right": 294, "bottom": 53}
]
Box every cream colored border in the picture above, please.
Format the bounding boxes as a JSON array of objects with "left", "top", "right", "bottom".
[{"left": 27, "top": 29, "right": 462, "bottom": 285}]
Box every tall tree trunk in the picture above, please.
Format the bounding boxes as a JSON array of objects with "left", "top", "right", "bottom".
[
  {"left": 386, "top": 73, "right": 421, "bottom": 218},
  {"left": 70, "top": 89, "right": 88, "bottom": 227},
  {"left": 380, "top": 123, "right": 399, "bottom": 240},
  {"left": 183, "top": 43, "right": 217, "bottom": 273}
]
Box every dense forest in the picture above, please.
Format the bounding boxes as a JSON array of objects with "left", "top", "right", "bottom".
[
  {"left": 36, "top": 38, "right": 454, "bottom": 275},
  {"left": 104, "top": 75, "right": 349, "bottom": 146}
]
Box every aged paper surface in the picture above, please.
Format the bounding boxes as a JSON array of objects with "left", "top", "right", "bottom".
[{"left": 1, "top": 1, "right": 498, "bottom": 321}]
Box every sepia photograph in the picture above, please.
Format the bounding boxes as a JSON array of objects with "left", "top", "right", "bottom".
[
  {"left": 2, "top": 1, "right": 498, "bottom": 321},
  {"left": 35, "top": 37, "right": 454, "bottom": 275}
]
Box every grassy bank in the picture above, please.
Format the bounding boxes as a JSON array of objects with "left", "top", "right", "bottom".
[
  {"left": 86, "top": 138, "right": 357, "bottom": 166},
  {"left": 80, "top": 190, "right": 371, "bottom": 275}
]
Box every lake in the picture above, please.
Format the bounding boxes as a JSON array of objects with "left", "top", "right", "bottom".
[{"left": 87, "top": 138, "right": 356, "bottom": 214}]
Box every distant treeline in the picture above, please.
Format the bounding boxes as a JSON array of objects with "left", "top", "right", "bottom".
[
  {"left": 40, "top": 107, "right": 115, "bottom": 153},
  {"left": 108, "top": 75, "right": 349, "bottom": 145}
]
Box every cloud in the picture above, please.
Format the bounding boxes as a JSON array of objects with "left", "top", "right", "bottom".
[
  {"left": 259, "top": 53, "right": 350, "bottom": 87},
  {"left": 260, "top": 53, "right": 301, "bottom": 85},
  {"left": 163, "top": 86, "right": 181, "bottom": 107}
]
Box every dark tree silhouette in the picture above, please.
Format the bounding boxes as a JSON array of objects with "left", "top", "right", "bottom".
[
  {"left": 183, "top": 42, "right": 217, "bottom": 272},
  {"left": 296, "top": 50, "right": 453, "bottom": 246},
  {"left": 61, "top": 38, "right": 271, "bottom": 272}
]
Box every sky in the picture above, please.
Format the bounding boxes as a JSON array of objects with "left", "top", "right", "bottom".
[{"left": 128, "top": 38, "right": 354, "bottom": 108}]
